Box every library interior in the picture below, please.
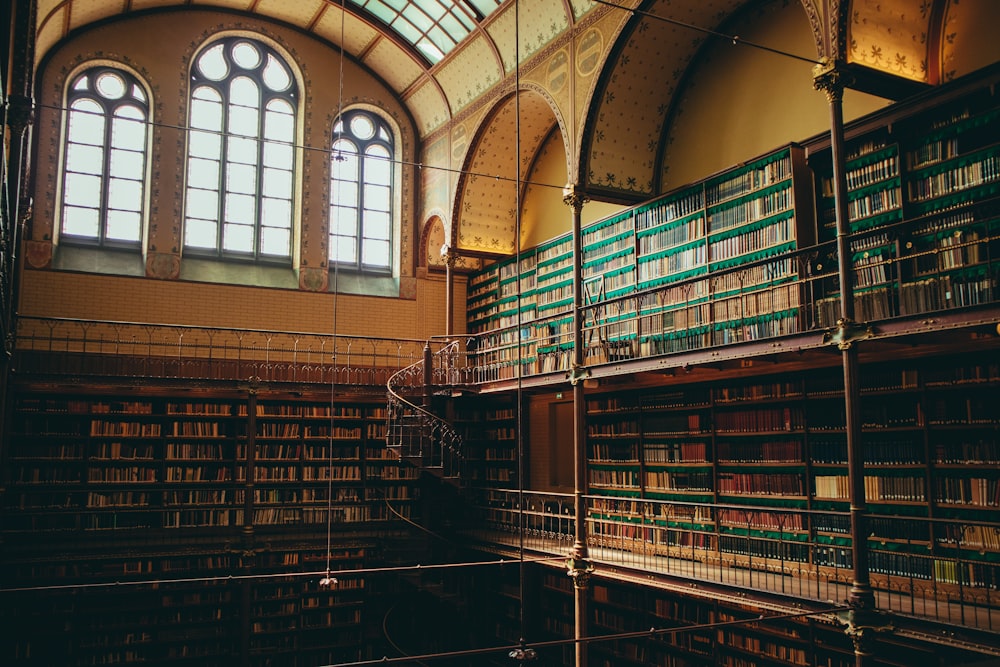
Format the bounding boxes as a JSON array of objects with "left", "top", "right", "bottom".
[{"left": 3, "top": 0, "right": 1000, "bottom": 665}]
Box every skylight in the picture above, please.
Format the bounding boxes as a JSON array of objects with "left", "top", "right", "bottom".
[{"left": 347, "top": 0, "right": 504, "bottom": 65}]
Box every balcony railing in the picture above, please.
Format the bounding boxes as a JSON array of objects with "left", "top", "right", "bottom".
[
  {"left": 11, "top": 317, "right": 459, "bottom": 389},
  {"left": 459, "top": 487, "right": 1000, "bottom": 634},
  {"left": 467, "top": 204, "right": 1000, "bottom": 382}
]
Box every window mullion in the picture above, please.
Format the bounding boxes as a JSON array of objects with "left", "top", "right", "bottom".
[
  {"left": 254, "top": 92, "right": 268, "bottom": 260},
  {"left": 219, "top": 102, "right": 230, "bottom": 258},
  {"left": 99, "top": 98, "right": 115, "bottom": 245},
  {"left": 356, "top": 137, "right": 365, "bottom": 271}
]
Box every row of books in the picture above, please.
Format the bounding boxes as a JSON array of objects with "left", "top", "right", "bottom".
[
  {"left": 907, "top": 151, "right": 999, "bottom": 202},
  {"left": 635, "top": 189, "right": 705, "bottom": 230},
  {"left": 637, "top": 215, "right": 705, "bottom": 254},
  {"left": 90, "top": 421, "right": 162, "bottom": 437},
  {"left": 705, "top": 153, "right": 792, "bottom": 206},
  {"left": 845, "top": 152, "right": 900, "bottom": 191},
  {"left": 708, "top": 216, "right": 795, "bottom": 264},
  {"left": 707, "top": 185, "right": 793, "bottom": 233},
  {"left": 716, "top": 472, "right": 805, "bottom": 496}
]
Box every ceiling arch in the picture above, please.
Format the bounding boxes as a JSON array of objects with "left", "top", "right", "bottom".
[
  {"left": 31, "top": 0, "right": 578, "bottom": 139},
  {"left": 29, "top": 0, "right": 992, "bottom": 207},
  {"left": 580, "top": 0, "right": 751, "bottom": 202},
  {"left": 453, "top": 88, "right": 562, "bottom": 256}
]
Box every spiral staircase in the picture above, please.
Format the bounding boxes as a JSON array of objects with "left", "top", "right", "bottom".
[{"left": 385, "top": 340, "right": 469, "bottom": 482}]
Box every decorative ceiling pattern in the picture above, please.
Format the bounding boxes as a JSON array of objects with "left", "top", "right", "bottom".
[
  {"left": 34, "top": 0, "right": 580, "bottom": 138},
  {"left": 486, "top": 2, "right": 570, "bottom": 74},
  {"left": 848, "top": 0, "right": 933, "bottom": 82},
  {"left": 30, "top": 0, "right": 971, "bottom": 254},
  {"left": 456, "top": 91, "right": 558, "bottom": 255},
  {"left": 435, "top": 34, "right": 503, "bottom": 112},
  {"left": 583, "top": 0, "right": 746, "bottom": 199}
]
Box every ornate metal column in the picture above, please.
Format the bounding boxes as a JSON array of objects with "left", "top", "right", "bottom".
[
  {"left": 563, "top": 183, "right": 593, "bottom": 667},
  {"left": 813, "top": 59, "right": 890, "bottom": 667},
  {"left": 444, "top": 248, "right": 457, "bottom": 337}
]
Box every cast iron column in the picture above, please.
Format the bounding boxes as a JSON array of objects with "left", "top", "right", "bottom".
[
  {"left": 563, "top": 184, "right": 592, "bottom": 667},
  {"left": 813, "top": 59, "right": 886, "bottom": 667}
]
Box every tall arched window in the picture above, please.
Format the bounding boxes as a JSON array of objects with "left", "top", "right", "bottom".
[
  {"left": 329, "top": 109, "right": 394, "bottom": 273},
  {"left": 60, "top": 67, "right": 149, "bottom": 247},
  {"left": 184, "top": 38, "right": 297, "bottom": 261}
]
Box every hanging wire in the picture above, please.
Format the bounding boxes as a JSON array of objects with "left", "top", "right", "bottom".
[
  {"left": 322, "top": 0, "right": 349, "bottom": 591},
  {"left": 318, "top": 605, "right": 850, "bottom": 667},
  {"left": 31, "top": 98, "right": 563, "bottom": 196},
  {"left": 512, "top": 0, "right": 530, "bottom": 658},
  {"left": 590, "top": 0, "right": 821, "bottom": 65},
  {"left": 0, "top": 555, "right": 567, "bottom": 594}
]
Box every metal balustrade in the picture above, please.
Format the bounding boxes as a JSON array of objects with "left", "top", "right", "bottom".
[
  {"left": 12, "top": 316, "right": 445, "bottom": 389},
  {"left": 467, "top": 207, "right": 1000, "bottom": 381},
  {"left": 458, "top": 488, "right": 1000, "bottom": 633},
  {"left": 386, "top": 340, "right": 465, "bottom": 479}
]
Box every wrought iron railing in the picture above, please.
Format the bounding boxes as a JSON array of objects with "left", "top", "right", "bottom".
[
  {"left": 467, "top": 204, "right": 1000, "bottom": 381},
  {"left": 11, "top": 316, "right": 445, "bottom": 389},
  {"left": 385, "top": 340, "right": 466, "bottom": 478},
  {"left": 459, "top": 487, "right": 1000, "bottom": 633}
]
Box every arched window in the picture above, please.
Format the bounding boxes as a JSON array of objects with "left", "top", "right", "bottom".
[
  {"left": 329, "top": 109, "right": 394, "bottom": 273},
  {"left": 60, "top": 67, "right": 149, "bottom": 247},
  {"left": 184, "top": 38, "right": 297, "bottom": 261}
]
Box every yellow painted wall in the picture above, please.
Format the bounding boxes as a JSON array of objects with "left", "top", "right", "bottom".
[
  {"left": 663, "top": 1, "right": 890, "bottom": 189},
  {"left": 520, "top": 130, "right": 624, "bottom": 249},
  {"left": 20, "top": 9, "right": 446, "bottom": 341}
]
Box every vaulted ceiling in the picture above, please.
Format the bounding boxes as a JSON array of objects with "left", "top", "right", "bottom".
[
  {"left": 29, "top": 0, "right": 977, "bottom": 254},
  {"left": 32, "top": 1, "right": 955, "bottom": 143}
]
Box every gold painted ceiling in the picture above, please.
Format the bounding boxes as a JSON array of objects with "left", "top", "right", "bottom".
[{"left": 28, "top": 1, "right": 964, "bottom": 253}]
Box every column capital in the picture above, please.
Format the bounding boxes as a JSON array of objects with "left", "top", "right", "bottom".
[
  {"left": 562, "top": 184, "right": 589, "bottom": 211},
  {"left": 6, "top": 94, "right": 35, "bottom": 135},
  {"left": 566, "top": 541, "right": 594, "bottom": 590},
  {"left": 812, "top": 59, "right": 854, "bottom": 104}
]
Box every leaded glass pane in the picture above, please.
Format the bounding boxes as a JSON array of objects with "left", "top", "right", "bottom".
[
  {"left": 189, "top": 130, "right": 222, "bottom": 159},
  {"left": 66, "top": 144, "right": 104, "bottom": 175},
  {"left": 364, "top": 183, "right": 391, "bottom": 212},
  {"left": 224, "top": 192, "right": 255, "bottom": 222},
  {"left": 264, "top": 104, "right": 294, "bottom": 141},
  {"left": 106, "top": 210, "right": 141, "bottom": 242},
  {"left": 108, "top": 178, "right": 143, "bottom": 212},
  {"left": 186, "top": 188, "right": 219, "bottom": 220},
  {"left": 364, "top": 210, "right": 390, "bottom": 240},
  {"left": 232, "top": 42, "right": 262, "bottom": 70},
  {"left": 260, "top": 226, "right": 291, "bottom": 256},
  {"left": 228, "top": 137, "right": 259, "bottom": 165},
  {"left": 188, "top": 157, "right": 220, "bottom": 185},
  {"left": 331, "top": 206, "right": 357, "bottom": 236},
  {"left": 111, "top": 110, "right": 145, "bottom": 151},
  {"left": 96, "top": 72, "right": 125, "bottom": 99},
  {"left": 362, "top": 238, "right": 390, "bottom": 266},
  {"left": 68, "top": 100, "right": 105, "bottom": 145},
  {"left": 331, "top": 235, "right": 356, "bottom": 263},
  {"left": 222, "top": 221, "right": 254, "bottom": 252},
  {"left": 110, "top": 148, "right": 144, "bottom": 178},
  {"left": 63, "top": 206, "right": 100, "bottom": 237},
  {"left": 65, "top": 173, "right": 102, "bottom": 208},
  {"left": 261, "top": 198, "right": 292, "bottom": 229},
  {"left": 262, "top": 54, "right": 291, "bottom": 92},
  {"left": 262, "top": 167, "right": 293, "bottom": 199},
  {"left": 197, "top": 44, "right": 229, "bottom": 80},
  {"left": 263, "top": 141, "right": 293, "bottom": 168},
  {"left": 185, "top": 219, "right": 218, "bottom": 248}
]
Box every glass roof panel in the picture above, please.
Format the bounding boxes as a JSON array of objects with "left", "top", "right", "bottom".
[{"left": 347, "top": 0, "right": 504, "bottom": 65}]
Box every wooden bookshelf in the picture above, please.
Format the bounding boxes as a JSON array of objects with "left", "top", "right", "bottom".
[
  {"left": 451, "top": 395, "right": 518, "bottom": 486},
  {"left": 578, "top": 355, "right": 1000, "bottom": 582},
  {"left": 1, "top": 382, "right": 417, "bottom": 665}
]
